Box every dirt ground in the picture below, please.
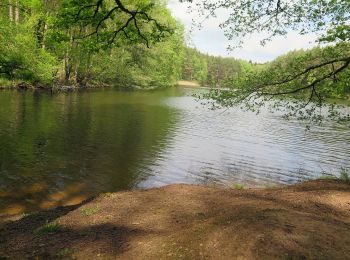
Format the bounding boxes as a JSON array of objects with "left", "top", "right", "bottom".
[{"left": 1, "top": 179, "right": 350, "bottom": 259}]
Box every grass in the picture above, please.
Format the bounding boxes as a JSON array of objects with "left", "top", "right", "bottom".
[
  {"left": 231, "top": 183, "right": 245, "bottom": 190},
  {"left": 0, "top": 78, "right": 26, "bottom": 88},
  {"left": 263, "top": 183, "right": 279, "bottom": 189},
  {"left": 319, "top": 174, "right": 337, "bottom": 180},
  {"left": 34, "top": 222, "right": 61, "bottom": 236},
  {"left": 319, "top": 168, "right": 349, "bottom": 182},
  {"left": 102, "top": 192, "right": 117, "bottom": 199},
  {"left": 80, "top": 204, "right": 100, "bottom": 216},
  {"left": 20, "top": 212, "right": 31, "bottom": 219},
  {"left": 56, "top": 248, "right": 73, "bottom": 258},
  {"left": 340, "top": 168, "right": 350, "bottom": 182},
  {"left": 0, "top": 78, "right": 14, "bottom": 88}
]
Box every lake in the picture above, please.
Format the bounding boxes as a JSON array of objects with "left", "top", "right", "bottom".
[{"left": 0, "top": 87, "right": 349, "bottom": 215}]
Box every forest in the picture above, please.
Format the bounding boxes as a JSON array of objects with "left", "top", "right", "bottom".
[
  {"left": 2, "top": 0, "right": 349, "bottom": 104},
  {"left": 0, "top": 0, "right": 184, "bottom": 88},
  {"left": 0, "top": 0, "right": 254, "bottom": 90}
]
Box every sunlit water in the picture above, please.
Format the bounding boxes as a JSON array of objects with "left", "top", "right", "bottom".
[{"left": 0, "top": 88, "right": 349, "bottom": 214}]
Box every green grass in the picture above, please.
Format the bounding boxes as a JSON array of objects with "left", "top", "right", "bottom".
[
  {"left": 340, "top": 168, "right": 350, "bottom": 182},
  {"left": 231, "top": 183, "right": 245, "bottom": 190},
  {"left": 34, "top": 222, "right": 61, "bottom": 236},
  {"left": 56, "top": 248, "right": 73, "bottom": 258},
  {"left": 263, "top": 183, "right": 279, "bottom": 189},
  {"left": 80, "top": 204, "right": 100, "bottom": 216},
  {"left": 102, "top": 192, "right": 117, "bottom": 199},
  {"left": 0, "top": 78, "right": 14, "bottom": 88},
  {"left": 319, "top": 168, "right": 349, "bottom": 182},
  {"left": 319, "top": 175, "right": 337, "bottom": 180}
]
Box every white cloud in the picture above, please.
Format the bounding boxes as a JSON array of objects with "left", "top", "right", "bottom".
[{"left": 167, "top": 0, "right": 318, "bottom": 62}]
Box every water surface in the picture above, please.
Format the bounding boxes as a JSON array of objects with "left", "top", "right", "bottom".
[{"left": 0, "top": 88, "right": 349, "bottom": 214}]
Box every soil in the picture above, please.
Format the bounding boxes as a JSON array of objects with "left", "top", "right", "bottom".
[{"left": 1, "top": 179, "right": 350, "bottom": 259}]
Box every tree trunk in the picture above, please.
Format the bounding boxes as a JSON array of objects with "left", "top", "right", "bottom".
[
  {"left": 74, "top": 61, "right": 79, "bottom": 85},
  {"left": 64, "top": 52, "right": 71, "bottom": 84},
  {"left": 82, "top": 53, "right": 92, "bottom": 87},
  {"left": 64, "top": 32, "right": 75, "bottom": 84},
  {"left": 14, "top": 0, "right": 19, "bottom": 23},
  {"left": 42, "top": 21, "right": 48, "bottom": 49},
  {"left": 9, "top": 0, "right": 13, "bottom": 22}
]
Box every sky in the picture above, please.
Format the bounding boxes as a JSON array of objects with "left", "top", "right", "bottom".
[{"left": 167, "top": 0, "right": 318, "bottom": 63}]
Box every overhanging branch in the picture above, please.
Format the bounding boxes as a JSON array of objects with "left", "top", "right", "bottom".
[
  {"left": 74, "top": 0, "right": 170, "bottom": 47},
  {"left": 259, "top": 58, "right": 350, "bottom": 96}
]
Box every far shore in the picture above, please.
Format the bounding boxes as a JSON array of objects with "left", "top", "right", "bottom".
[
  {"left": 177, "top": 80, "right": 201, "bottom": 87},
  {"left": 1, "top": 179, "right": 349, "bottom": 259}
]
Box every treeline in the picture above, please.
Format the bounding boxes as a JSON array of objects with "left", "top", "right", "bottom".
[
  {"left": 0, "top": 0, "right": 183, "bottom": 89},
  {"left": 1, "top": 0, "right": 349, "bottom": 100},
  {"left": 182, "top": 44, "right": 350, "bottom": 99},
  {"left": 229, "top": 43, "right": 350, "bottom": 99},
  {"left": 0, "top": 0, "right": 254, "bottom": 90},
  {"left": 181, "top": 47, "right": 254, "bottom": 88}
]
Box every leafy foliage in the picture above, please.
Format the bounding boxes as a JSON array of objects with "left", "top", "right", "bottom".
[
  {"left": 203, "top": 43, "right": 350, "bottom": 123},
  {"left": 184, "top": 0, "right": 350, "bottom": 122},
  {"left": 185, "top": 0, "right": 350, "bottom": 47},
  {"left": 0, "top": 12, "right": 57, "bottom": 84},
  {"left": 91, "top": 24, "right": 184, "bottom": 88},
  {"left": 181, "top": 47, "right": 253, "bottom": 87},
  {"left": 0, "top": 0, "right": 185, "bottom": 88}
]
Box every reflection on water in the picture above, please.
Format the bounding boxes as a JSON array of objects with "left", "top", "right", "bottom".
[{"left": 0, "top": 88, "right": 349, "bottom": 215}]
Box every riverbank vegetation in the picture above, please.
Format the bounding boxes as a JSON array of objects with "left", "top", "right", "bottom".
[
  {"left": 0, "top": 0, "right": 248, "bottom": 90},
  {"left": 187, "top": 0, "right": 350, "bottom": 121},
  {"left": 1, "top": 0, "right": 349, "bottom": 123},
  {"left": 181, "top": 47, "right": 255, "bottom": 88},
  {"left": 0, "top": 0, "right": 185, "bottom": 88},
  {"left": 203, "top": 43, "right": 350, "bottom": 123}
]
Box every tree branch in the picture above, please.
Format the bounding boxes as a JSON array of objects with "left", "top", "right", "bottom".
[
  {"left": 74, "top": 0, "right": 170, "bottom": 47},
  {"left": 259, "top": 58, "right": 350, "bottom": 96},
  {"left": 255, "top": 56, "right": 350, "bottom": 90}
]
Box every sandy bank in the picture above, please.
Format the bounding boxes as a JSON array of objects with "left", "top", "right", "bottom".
[{"left": 1, "top": 179, "right": 349, "bottom": 259}]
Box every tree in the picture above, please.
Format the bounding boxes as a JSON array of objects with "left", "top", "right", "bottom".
[
  {"left": 181, "top": 47, "right": 249, "bottom": 88},
  {"left": 0, "top": 1, "right": 57, "bottom": 85},
  {"left": 0, "top": 0, "right": 185, "bottom": 88},
  {"left": 60, "top": 0, "right": 174, "bottom": 47},
  {"left": 184, "top": 0, "right": 350, "bottom": 122},
  {"left": 181, "top": 48, "right": 208, "bottom": 84},
  {"left": 185, "top": 0, "right": 349, "bottom": 45}
]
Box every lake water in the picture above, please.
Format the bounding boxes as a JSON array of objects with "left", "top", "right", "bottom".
[{"left": 0, "top": 88, "right": 349, "bottom": 215}]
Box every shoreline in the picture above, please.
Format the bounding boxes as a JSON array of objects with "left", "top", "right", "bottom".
[
  {"left": 0, "top": 82, "right": 111, "bottom": 92},
  {"left": 1, "top": 82, "right": 349, "bottom": 102},
  {"left": 1, "top": 179, "right": 349, "bottom": 259},
  {"left": 0, "top": 81, "right": 179, "bottom": 92}
]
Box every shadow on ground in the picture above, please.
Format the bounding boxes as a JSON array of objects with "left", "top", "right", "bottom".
[{"left": 0, "top": 179, "right": 349, "bottom": 259}]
